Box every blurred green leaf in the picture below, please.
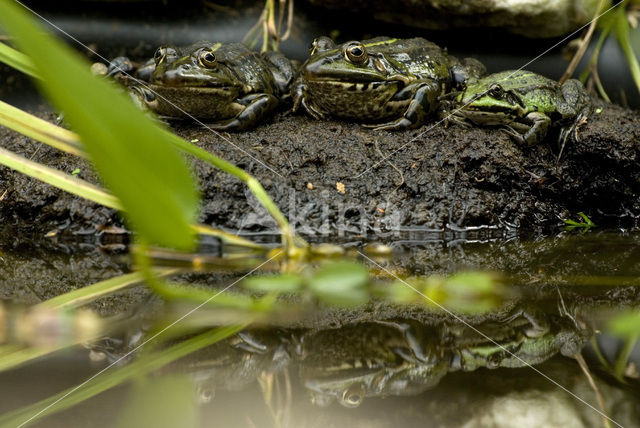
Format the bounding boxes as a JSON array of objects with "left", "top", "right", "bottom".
[
  {"left": 0, "top": 0, "right": 199, "bottom": 251},
  {"left": 116, "top": 375, "right": 198, "bottom": 428},
  {"left": 0, "top": 40, "right": 37, "bottom": 78},
  {"left": 607, "top": 310, "right": 640, "bottom": 338},
  {"left": 446, "top": 272, "right": 498, "bottom": 294},
  {"left": 614, "top": 2, "right": 640, "bottom": 95},
  {"left": 308, "top": 261, "right": 369, "bottom": 306},
  {"left": 243, "top": 273, "right": 304, "bottom": 293}
]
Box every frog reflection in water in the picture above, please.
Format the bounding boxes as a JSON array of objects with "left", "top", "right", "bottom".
[
  {"left": 298, "top": 322, "right": 448, "bottom": 408},
  {"left": 443, "top": 307, "right": 592, "bottom": 372},
  {"left": 113, "top": 41, "right": 296, "bottom": 130},
  {"left": 298, "top": 309, "right": 590, "bottom": 407},
  {"left": 293, "top": 36, "right": 486, "bottom": 130},
  {"left": 444, "top": 70, "right": 592, "bottom": 148}
]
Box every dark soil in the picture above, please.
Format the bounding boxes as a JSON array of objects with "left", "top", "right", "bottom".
[{"left": 1, "top": 100, "right": 639, "bottom": 237}]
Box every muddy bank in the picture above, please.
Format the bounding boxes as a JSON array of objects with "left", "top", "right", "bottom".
[{"left": 0, "top": 100, "right": 639, "bottom": 236}]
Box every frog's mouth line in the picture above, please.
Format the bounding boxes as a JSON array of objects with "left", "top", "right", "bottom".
[
  {"left": 147, "top": 83, "right": 240, "bottom": 91},
  {"left": 305, "top": 79, "right": 403, "bottom": 94}
]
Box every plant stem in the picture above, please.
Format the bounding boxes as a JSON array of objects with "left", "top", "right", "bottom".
[
  {"left": 36, "top": 270, "right": 177, "bottom": 310},
  {"left": 0, "top": 145, "right": 122, "bottom": 209},
  {"left": 560, "top": 0, "right": 609, "bottom": 83},
  {"left": 0, "top": 99, "right": 84, "bottom": 157},
  {"left": 165, "top": 131, "right": 306, "bottom": 254},
  {"left": 0, "top": 41, "right": 38, "bottom": 78}
]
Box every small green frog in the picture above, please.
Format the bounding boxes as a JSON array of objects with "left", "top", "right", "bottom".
[
  {"left": 444, "top": 70, "right": 592, "bottom": 146},
  {"left": 292, "top": 36, "right": 485, "bottom": 130},
  {"left": 112, "top": 41, "right": 296, "bottom": 130}
]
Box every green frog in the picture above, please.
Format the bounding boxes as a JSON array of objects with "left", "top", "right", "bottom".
[
  {"left": 292, "top": 36, "right": 486, "bottom": 131},
  {"left": 111, "top": 41, "right": 296, "bottom": 130},
  {"left": 444, "top": 70, "right": 592, "bottom": 146},
  {"left": 446, "top": 310, "right": 591, "bottom": 371}
]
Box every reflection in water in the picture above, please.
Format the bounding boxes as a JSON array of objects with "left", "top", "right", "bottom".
[{"left": 89, "top": 304, "right": 593, "bottom": 409}]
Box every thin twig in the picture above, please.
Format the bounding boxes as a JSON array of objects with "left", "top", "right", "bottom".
[
  {"left": 575, "top": 352, "right": 611, "bottom": 428},
  {"left": 561, "top": 0, "right": 608, "bottom": 83}
]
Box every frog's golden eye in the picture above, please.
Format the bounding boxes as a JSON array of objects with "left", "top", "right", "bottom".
[
  {"left": 344, "top": 42, "right": 367, "bottom": 64},
  {"left": 340, "top": 383, "right": 365, "bottom": 408},
  {"left": 198, "top": 49, "right": 217, "bottom": 68},
  {"left": 488, "top": 83, "right": 504, "bottom": 99}
]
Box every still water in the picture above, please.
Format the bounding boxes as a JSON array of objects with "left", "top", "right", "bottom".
[{"left": 0, "top": 230, "right": 639, "bottom": 427}]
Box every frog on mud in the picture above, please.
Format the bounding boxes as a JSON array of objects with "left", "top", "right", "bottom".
[
  {"left": 292, "top": 36, "right": 486, "bottom": 131},
  {"left": 443, "top": 70, "right": 592, "bottom": 147},
  {"left": 109, "top": 41, "right": 296, "bottom": 130}
]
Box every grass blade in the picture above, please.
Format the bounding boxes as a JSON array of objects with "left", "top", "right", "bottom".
[
  {"left": 0, "top": 40, "right": 37, "bottom": 78},
  {"left": 0, "top": 0, "right": 200, "bottom": 251}
]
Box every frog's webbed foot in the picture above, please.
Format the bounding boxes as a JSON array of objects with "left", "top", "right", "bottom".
[
  {"left": 503, "top": 306, "right": 550, "bottom": 338},
  {"left": 232, "top": 331, "right": 269, "bottom": 354},
  {"left": 291, "top": 83, "right": 326, "bottom": 120},
  {"left": 503, "top": 112, "right": 550, "bottom": 146},
  {"left": 205, "top": 93, "right": 279, "bottom": 131},
  {"left": 107, "top": 56, "right": 135, "bottom": 78},
  {"left": 557, "top": 111, "right": 590, "bottom": 161},
  {"left": 368, "top": 118, "right": 413, "bottom": 131},
  {"left": 373, "top": 320, "right": 434, "bottom": 364},
  {"left": 371, "top": 81, "right": 441, "bottom": 131}
]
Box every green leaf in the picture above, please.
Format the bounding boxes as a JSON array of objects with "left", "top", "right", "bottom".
[
  {"left": 308, "top": 261, "right": 369, "bottom": 306},
  {"left": 607, "top": 310, "right": 640, "bottom": 338},
  {"left": 0, "top": 0, "right": 199, "bottom": 251},
  {"left": 243, "top": 273, "right": 304, "bottom": 293},
  {"left": 115, "top": 375, "right": 199, "bottom": 428},
  {"left": 0, "top": 40, "right": 38, "bottom": 78}
]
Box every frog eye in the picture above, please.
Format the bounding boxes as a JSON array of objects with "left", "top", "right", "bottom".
[
  {"left": 344, "top": 42, "right": 368, "bottom": 64},
  {"left": 198, "top": 49, "right": 217, "bottom": 68},
  {"left": 311, "top": 36, "right": 336, "bottom": 55},
  {"left": 153, "top": 47, "right": 168, "bottom": 64},
  {"left": 339, "top": 383, "right": 365, "bottom": 408},
  {"left": 153, "top": 47, "right": 177, "bottom": 65},
  {"left": 488, "top": 83, "right": 504, "bottom": 98}
]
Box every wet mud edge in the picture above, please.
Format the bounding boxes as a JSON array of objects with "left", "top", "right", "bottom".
[{"left": 0, "top": 100, "right": 639, "bottom": 236}]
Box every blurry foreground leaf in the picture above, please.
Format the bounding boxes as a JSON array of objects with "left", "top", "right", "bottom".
[
  {"left": 0, "top": 0, "right": 199, "bottom": 251},
  {"left": 243, "top": 273, "right": 304, "bottom": 293},
  {"left": 386, "top": 272, "right": 505, "bottom": 314},
  {"left": 116, "top": 375, "right": 198, "bottom": 428},
  {"left": 0, "top": 325, "right": 243, "bottom": 427},
  {"left": 0, "top": 40, "right": 37, "bottom": 78},
  {"left": 607, "top": 310, "right": 640, "bottom": 338},
  {"left": 308, "top": 261, "right": 369, "bottom": 306}
]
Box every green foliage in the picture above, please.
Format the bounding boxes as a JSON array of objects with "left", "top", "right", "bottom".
[
  {"left": 386, "top": 271, "right": 505, "bottom": 313},
  {"left": 0, "top": 0, "right": 199, "bottom": 251},
  {"left": 242, "top": 260, "right": 370, "bottom": 307},
  {"left": 307, "top": 261, "right": 370, "bottom": 306},
  {"left": 115, "top": 375, "right": 198, "bottom": 428},
  {"left": 0, "top": 40, "right": 37, "bottom": 78},
  {"left": 0, "top": 325, "right": 244, "bottom": 427},
  {"left": 581, "top": 0, "right": 640, "bottom": 99},
  {"left": 607, "top": 310, "right": 640, "bottom": 338},
  {"left": 563, "top": 212, "right": 595, "bottom": 232},
  {"left": 243, "top": 273, "right": 304, "bottom": 293}
]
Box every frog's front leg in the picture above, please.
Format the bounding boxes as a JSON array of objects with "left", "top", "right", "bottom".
[
  {"left": 503, "top": 112, "right": 550, "bottom": 146},
  {"left": 292, "top": 81, "right": 326, "bottom": 120},
  {"left": 372, "top": 80, "right": 440, "bottom": 131},
  {"left": 209, "top": 93, "right": 278, "bottom": 131}
]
